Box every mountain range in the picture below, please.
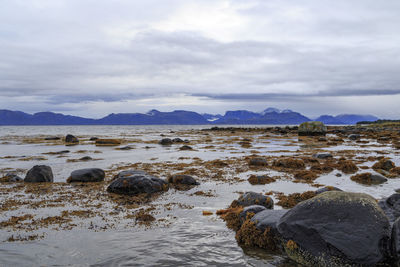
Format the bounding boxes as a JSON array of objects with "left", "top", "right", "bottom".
[{"left": 0, "top": 108, "right": 379, "bottom": 125}]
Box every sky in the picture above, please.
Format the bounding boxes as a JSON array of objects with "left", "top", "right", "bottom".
[{"left": 1, "top": 0, "right": 400, "bottom": 119}]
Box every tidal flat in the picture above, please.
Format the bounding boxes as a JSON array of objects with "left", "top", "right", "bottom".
[{"left": 1, "top": 125, "right": 400, "bottom": 266}]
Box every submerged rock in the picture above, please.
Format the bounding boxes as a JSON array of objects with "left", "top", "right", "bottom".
[
  {"left": 65, "top": 134, "right": 79, "bottom": 143},
  {"left": 277, "top": 191, "right": 391, "bottom": 266},
  {"left": 168, "top": 174, "right": 199, "bottom": 185},
  {"left": 67, "top": 168, "right": 105, "bottom": 183},
  {"left": 107, "top": 170, "right": 168, "bottom": 195},
  {"left": 24, "top": 165, "right": 54, "bottom": 183},
  {"left": 233, "top": 192, "right": 274, "bottom": 209},
  {"left": 298, "top": 121, "right": 327, "bottom": 136},
  {"left": 179, "top": 145, "right": 193, "bottom": 150}
]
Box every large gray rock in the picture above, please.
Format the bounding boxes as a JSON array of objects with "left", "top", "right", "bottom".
[
  {"left": 391, "top": 217, "right": 400, "bottom": 264},
  {"left": 65, "top": 134, "right": 79, "bottom": 143},
  {"left": 107, "top": 170, "right": 168, "bottom": 195},
  {"left": 159, "top": 138, "right": 173, "bottom": 145},
  {"left": 252, "top": 209, "right": 287, "bottom": 232},
  {"left": 67, "top": 168, "right": 105, "bottom": 183},
  {"left": 168, "top": 174, "right": 199, "bottom": 185},
  {"left": 277, "top": 191, "right": 391, "bottom": 266},
  {"left": 379, "top": 193, "right": 400, "bottom": 224},
  {"left": 239, "top": 205, "right": 267, "bottom": 224},
  {"left": 298, "top": 121, "right": 327, "bottom": 136},
  {"left": 24, "top": 165, "right": 54, "bottom": 183},
  {"left": 234, "top": 192, "right": 274, "bottom": 209}
]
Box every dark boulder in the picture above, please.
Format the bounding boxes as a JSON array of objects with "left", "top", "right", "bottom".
[
  {"left": 107, "top": 170, "right": 168, "bottom": 195},
  {"left": 298, "top": 121, "right": 327, "bottom": 136},
  {"left": 65, "top": 134, "right": 79, "bottom": 143},
  {"left": 159, "top": 138, "right": 173, "bottom": 145},
  {"left": 234, "top": 192, "right": 274, "bottom": 209},
  {"left": 373, "top": 158, "right": 396, "bottom": 171},
  {"left": 350, "top": 172, "right": 388, "bottom": 185},
  {"left": 172, "top": 138, "right": 184, "bottom": 143},
  {"left": 1, "top": 173, "right": 23, "bottom": 182},
  {"left": 277, "top": 191, "right": 391, "bottom": 266},
  {"left": 315, "top": 186, "right": 342, "bottom": 195},
  {"left": 249, "top": 157, "right": 268, "bottom": 167},
  {"left": 179, "top": 145, "right": 193, "bottom": 150},
  {"left": 391, "top": 217, "right": 400, "bottom": 263},
  {"left": 89, "top": 137, "right": 98, "bottom": 141},
  {"left": 348, "top": 134, "right": 361, "bottom": 140},
  {"left": 67, "top": 168, "right": 105, "bottom": 183},
  {"left": 251, "top": 209, "right": 287, "bottom": 232},
  {"left": 379, "top": 193, "right": 400, "bottom": 224},
  {"left": 312, "top": 153, "right": 332, "bottom": 159},
  {"left": 24, "top": 165, "right": 54, "bottom": 183},
  {"left": 45, "top": 136, "right": 61, "bottom": 140},
  {"left": 239, "top": 205, "right": 266, "bottom": 224},
  {"left": 168, "top": 174, "right": 199, "bottom": 185},
  {"left": 113, "top": 170, "right": 147, "bottom": 180}
]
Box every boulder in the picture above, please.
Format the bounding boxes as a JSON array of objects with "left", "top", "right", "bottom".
[
  {"left": 391, "top": 217, "right": 400, "bottom": 263},
  {"left": 373, "top": 158, "right": 396, "bottom": 171},
  {"left": 234, "top": 192, "right": 274, "bottom": 209},
  {"left": 168, "top": 174, "right": 199, "bottom": 185},
  {"left": 89, "top": 137, "right": 98, "bottom": 141},
  {"left": 249, "top": 157, "right": 268, "bottom": 167},
  {"left": 113, "top": 170, "right": 147, "bottom": 180},
  {"left": 24, "top": 165, "right": 54, "bottom": 183},
  {"left": 67, "top": 168, "right": 105, "bottom": 183},
  {"left": 350, "top": 172, "right": 388, "bottom": 185},
  {"left": 312, "top": 153, "right": 332, "bottom": 159},
  {"left": 45, "top": 136, "right": 61, "bottom": 140},
  {"left": 0, "top": 173, "right": 23, "bottom": 182},
  {"left": 251, "top": 209, "right": 287, "bottom": 232},
  {"left": 239, "top": 205, "right": 267, "bottom": 224},
  {"left": 179, "top": 145, "right": 193, "bottom": 150},
  {"left": 379, "top": 193, "right": 400, "bottom": 224},
  {"left": 315, "top": 186, "right": 342, "bottom": 195},
  {"left": 277, "top": 191, "right": 391, "bottom": 266},
  {"left": 172, "top": 138, "right": 184, "bottom": 143},
  {"left": 65, "top": 134, "right": 79, "bottom": 143},
  {"left": 107, "top": 170, "right": 168, "bottom": 195},
  {"left": 247, "top": 174, "right": 276, "bottom": 185},
  {"left": 348, "top": 134, "right": 361, "bottom": 140},
  {"left": 298, "top": 121, "right": 327, "bottom": 136},
  {"left": 159, "top": 138, "right": 173, "bottom": 145},
  {"left": 95, "top": 139, "right": 121, "bottom": 146}
]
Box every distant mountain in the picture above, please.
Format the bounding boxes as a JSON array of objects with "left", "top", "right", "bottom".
[
  {"left": 212, "top": 109, "right": 310, "bottom": 124},
  {"left": 97, "top": 110, "right": 208, "bottom": 125},
  {"left": 0, "top": 110, "right": 94, "bottom": 125},
  {"left": 315, "top": 114, "right": 379, "bottom": 125},
  {"left": 0, "top": 109, "right": 381, "bottom": 125},
  {"left": 202, "top": 113, "right": 223, "bottom": 122}
]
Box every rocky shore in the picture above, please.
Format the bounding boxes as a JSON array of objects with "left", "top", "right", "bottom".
[{"left": 1, "top": 122, "right": 400, "bottom": 265}]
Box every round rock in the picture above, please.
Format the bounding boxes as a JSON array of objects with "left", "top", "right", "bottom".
[
  {"left": 235, "top": 192, "right": 274, "bottom": 209},
  {"left": 168, "top": 174, "right": 199, "bottom": 185},
  {"left": 107, "top": 170, "right": 168, "bottom": 195},
  {"left": 24, "top": 165, "right": 54, "bottom": 183},
  {"left": 67, "top": 168, "right": 105, "bottom": 183},
  {"left": 277, "top": 191, "right": 391, "bottom": 266}
]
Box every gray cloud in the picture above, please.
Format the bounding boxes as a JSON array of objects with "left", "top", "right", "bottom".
[{"left": 1, "top": 0, "right": 400, "bottom": 118}]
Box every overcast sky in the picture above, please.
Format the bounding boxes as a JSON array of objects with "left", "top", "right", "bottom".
[{"left": 1, "top": 0, "right": 400, "bottom": 118}]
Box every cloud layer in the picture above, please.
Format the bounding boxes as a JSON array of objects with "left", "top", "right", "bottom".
[{"left": 1, "top": 0, "right": 400, "bottom": 118}]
